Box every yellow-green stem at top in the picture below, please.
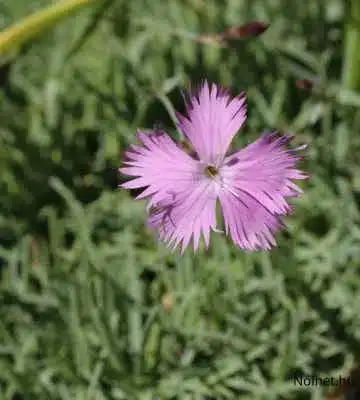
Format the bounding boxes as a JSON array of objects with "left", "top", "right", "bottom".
[
  {"left": 0, "top": 0, "right": 99, "bottom": 55},
  {"left": 342, "top": 0, "right": 360, "bottom": 90}
]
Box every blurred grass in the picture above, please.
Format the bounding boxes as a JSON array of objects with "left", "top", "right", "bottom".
[
  {"left": 1, "top": 0, "right": 360, "bottom": 399},
  {"left": 0, "top": 0, "right": 98, "bottom": 55}
]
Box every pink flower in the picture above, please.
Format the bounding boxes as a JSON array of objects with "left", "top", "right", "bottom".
[{"left": 120, "top": 82, "right": 307, "bottom": 253}]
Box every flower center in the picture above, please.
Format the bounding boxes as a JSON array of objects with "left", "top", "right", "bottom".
[{"left": 205, "top": 165, "right": 219, "bottom": 178}]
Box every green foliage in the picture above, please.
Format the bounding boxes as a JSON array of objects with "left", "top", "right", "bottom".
[{"left": 0, "top": 0, "right": 359, "bottom": 398}]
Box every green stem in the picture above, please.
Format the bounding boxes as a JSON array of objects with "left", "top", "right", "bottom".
[
  {"left": 0, "top": 0, "right": 99, "bottom": 55},
  {"left": 342, "top": 0, "right": 360, "bottom": 90}
]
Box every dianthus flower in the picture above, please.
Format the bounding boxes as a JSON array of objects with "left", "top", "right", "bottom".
[{"left": 120, "top": 82, "right": 307, "bottom": 252}]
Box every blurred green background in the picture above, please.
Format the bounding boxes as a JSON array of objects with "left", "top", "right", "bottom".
[{"left": 1, "top": 0, "right": 360, "bottom": 399}]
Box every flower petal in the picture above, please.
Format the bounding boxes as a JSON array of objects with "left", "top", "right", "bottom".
[
  {"left": 120, "top": 130, "right": 218, "bottom": 251},
  {"left": 148, "top": 180, "right": 218, "bottom": 253},
  {"left": 218, "top": 189, "right": 284, "bottom": 250},
  {"left": 219, "top": 132, "right": 307, "bottom": 250},
  {"left": 177, "top": 81, "right": 247, "bottom": 166},
  {"left": 120, "top": 130, "right": 201, "bottom": 201}
]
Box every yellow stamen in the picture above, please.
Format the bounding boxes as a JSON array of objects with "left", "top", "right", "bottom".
[{"left": 205, "top": 165, "right": 218, "bottom": 178}]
